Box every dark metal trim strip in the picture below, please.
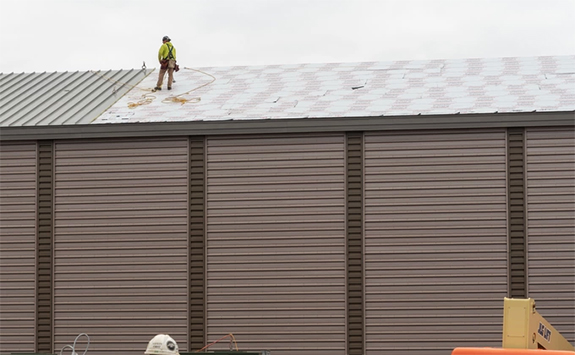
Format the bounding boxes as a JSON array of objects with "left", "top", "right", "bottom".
[
  {"left": 346, "top": 132, "right": 364, "bottom": 355},
  {"left": 507, "top": 128, "right": 527, "bottom": 298},
  {"left": 36, "top": 140, "right": 53, "bottom": 353},
  {"left": 2, "top": 111, "right": 573, "bottom": 141},
  {"left": 189, "top": 136, "right": 206, "bottom": 350}
]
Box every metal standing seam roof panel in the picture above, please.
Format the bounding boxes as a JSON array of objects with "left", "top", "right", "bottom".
[{"left": 0, "top": 69, "right": 153, "bottom": 127}]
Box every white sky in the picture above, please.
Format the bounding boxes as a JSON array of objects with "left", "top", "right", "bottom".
[{"left": 1, "top": 0, "right": 574, "bottom": 73}]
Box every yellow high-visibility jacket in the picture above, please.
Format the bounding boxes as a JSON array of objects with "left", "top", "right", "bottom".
[{"left": 158, "top": 42, "right": 176, "bottom": 61}]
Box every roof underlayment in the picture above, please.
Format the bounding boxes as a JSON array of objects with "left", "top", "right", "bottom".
[{"left": 96, "top": 55, "right": 575, "bottom": 124}]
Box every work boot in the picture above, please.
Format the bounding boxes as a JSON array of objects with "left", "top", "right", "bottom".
[
  {"left": 168, "top": 87, "right": 172, "bottom": 90},
  {"left": 153, "top": 87, "right": 161, "bottom": 92}
]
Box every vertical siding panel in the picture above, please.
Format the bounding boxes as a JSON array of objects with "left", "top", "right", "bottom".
[
  {"left": 53, "top": 138, "right": 189, "bottom": 355},
  {"left": 526, "top": 126, "right": 575, "bottom": 343},
  {"left": 0, "top": 142, "right": 37, "bottom": 353},
  {"left": 37, "top": 140, "right": 54, "bottom": 353},
  {"left": 507, "top": 128, "right": 527, "bottom": 298},
  {"left": 346, "top": 133, "right": 364, "bottom": 355},
  {"left": 206, "top": 134, "right": 346, "bottom": 355},
  {"left": 364, "top": 129, "right": 508, "bottom": 355},
  {"left": 189, "top": 137, "right": 205, "bottom": 351}
]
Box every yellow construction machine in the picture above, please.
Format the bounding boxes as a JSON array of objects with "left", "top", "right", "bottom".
[{"left": 452, "top": 298, "right": 574, "bottom": 355}]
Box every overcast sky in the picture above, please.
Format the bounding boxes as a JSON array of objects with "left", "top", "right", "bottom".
[{"left": 1, "top": 0, "right": 574, "bottom": 73}]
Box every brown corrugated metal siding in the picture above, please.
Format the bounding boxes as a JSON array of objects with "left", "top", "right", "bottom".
[
  {"left": 52, "top": 138, "right": 190, "bottom": 354},
  {"left": 364, "top": 129, "right": 509, "bottom": 354},
  {"left": 0, "top": 142, "right": 37, "bottom": 352},
  {"left": 1, "top": 122, "right": 575, "bottom": 354},
  {"left": 525, "top": 127, "right": 575, "bottom": 343},
  {"left": 205, "top": 134, "right": 347, "bottom": 355}
]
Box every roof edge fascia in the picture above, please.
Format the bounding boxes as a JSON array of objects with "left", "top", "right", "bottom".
[{"left": 1, "top": 111, "right": 574, "bottom": 141}]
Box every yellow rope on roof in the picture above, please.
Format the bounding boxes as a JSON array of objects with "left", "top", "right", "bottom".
[
  {"left": 90, "top": 70, "right": 155, "bottom": 109},
  {"left": 90, "top": 67, "right": 216, "bottom": 109},
  {"left": 89, "top": 70, "right": 143, "bottom": 91},
  {"left": 161, "top": 67, "right": 216, "bottom": 105}
]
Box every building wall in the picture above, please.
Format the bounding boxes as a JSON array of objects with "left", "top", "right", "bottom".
[{"left": 0, "top": 126, "right": 573, "bottom": 355}]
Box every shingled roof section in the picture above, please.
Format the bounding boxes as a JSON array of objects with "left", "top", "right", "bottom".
[
  {"left": 96, "top": 55, "right": 575, "bottom": 124},
  {"left": 0, "top": 69, "right": 152, "bottom": 127}
]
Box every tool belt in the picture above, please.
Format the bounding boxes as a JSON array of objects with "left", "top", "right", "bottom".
[{"left": 160, "top": 59, "right": 179, "bottom": 72}]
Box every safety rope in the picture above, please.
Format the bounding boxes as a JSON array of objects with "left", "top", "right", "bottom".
[
  {"left": 127, "top": 92, "right": 156, "bottom": 108},
  {"left": 90, "top": 70, "right": 144, "bottom": 91},
  {"left": 90, "top": 66, "right": 216, "bottom": 109},
  {"left": 194, "top": 333, "right": 239, "bottom": 352},
  {"left": 161, "top": 67, "right": 216, "bottom": 105},
  {"left": 90, "top": 70, "right": 155, "bottom": 108},
  {"left": 59, "top": 333, "right": 90, "bottom": 355}
]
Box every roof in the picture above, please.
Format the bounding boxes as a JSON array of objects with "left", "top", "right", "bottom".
[
  {"left": 0, "top": 69, "right": 152, "bottom": 127},
  {"left": 0, "top": 56, "right": 573, "bottom": 130},
  {"left": 95, "top": 55, "right": 575, "bottom": 124}
]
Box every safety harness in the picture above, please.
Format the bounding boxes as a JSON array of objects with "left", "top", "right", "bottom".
[{"left": 165, "top": 43, "right": 175, "bottom": 60}]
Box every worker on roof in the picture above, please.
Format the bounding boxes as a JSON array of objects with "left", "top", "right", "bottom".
[{"left": 154, "top": 36, "right": 178, "bottom": 92}]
